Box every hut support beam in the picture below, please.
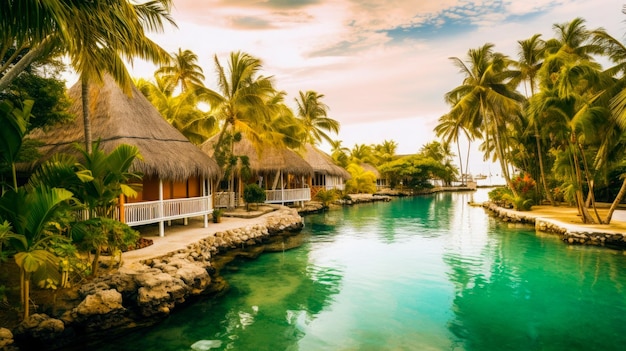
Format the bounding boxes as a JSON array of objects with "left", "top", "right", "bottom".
[
  {"left": 281, "top": 171, "right": 285, "bottom": 205},
  {"left": 159, "top": 179, "right": 165, "bottom": 237},
  {"left": 203, "top": 178, "right": 208, "bottom": 228}
]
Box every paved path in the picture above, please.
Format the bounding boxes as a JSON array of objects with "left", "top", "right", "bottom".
[{"left": 121, "top": 211, "right": 279, "bottom": 265}]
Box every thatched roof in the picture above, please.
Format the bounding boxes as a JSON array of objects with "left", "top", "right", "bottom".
[
  {"left": 200, "top": 134, "right": 314, "bottom": 176},
  {"left": 302, "top": 144, "right": 350, "bottom": 179},
  {"left": 360, "top": 163, "right": 381, "bottom": 178},
  {"left": 24, "top": 75, "right": 221, "bottom": 181}
]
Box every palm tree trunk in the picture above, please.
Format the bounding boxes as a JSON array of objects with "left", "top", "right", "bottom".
[
  {"left": 465, "top": 139, "right": 471, "bottom": 184},
  {"left": 456, "top": 141, "right": 464, "bottom": 185},
  {"left": 578, "top": 142, "right": 603, "bottom": 223},
  {"left": 0, "top": 38, "right": 52, "bottom": 91},
  {"left": 535, "top": 127, "right": 555, "bottom": 205},
  {"left": 81, "top": 75, "right": 92, "bottom": 154},
  {"left": 605, "top": 175, "right": 626, "bottom": 224},
  {"left": 571, "top": 142, "right": 594, "bottom": 223}
]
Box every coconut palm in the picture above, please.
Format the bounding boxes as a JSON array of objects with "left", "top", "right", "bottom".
[
  {"left": 330, "top": 140, "right": 350, "bottom": 167},
  {"left": 530, "top": 49, "right": 607, "bottom": 223},
  {"left": 446, "top": 43, "right": 525, "bottom": 195},
  {"left": 0, "top": 1, "right": 176, "bottom": 153},
  {"left": 155, "top": 48, "right": 205, "bottom": 93},
  {"left": 348, "top": 143, "right": 375, "bottom": 165},
  {"left": 295, "top": 91, "right": 339, "bottom": 146},
  {"left": 516, "top": 34, "right": 555, "bottom": 205},
  {"left": 202, "top": 51, "right": 279, "bottom": 172},
  {"left": 435, "top": 111, "right": 474, "bottom": 185},
  {"left": 136, "top": 76, "right": 218, "bottom": 144}
]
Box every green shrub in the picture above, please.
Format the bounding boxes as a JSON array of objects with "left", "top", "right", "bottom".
[
  {"left": 314, "top": 189, "right": 338, "bottom": 207},
  {"left": 243, "top": 184, "right": 266, "bottom": 211}
]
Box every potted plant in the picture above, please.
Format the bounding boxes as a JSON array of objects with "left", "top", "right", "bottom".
[{"left": 212, "top": 208, "right": 224, "bottom": 223}]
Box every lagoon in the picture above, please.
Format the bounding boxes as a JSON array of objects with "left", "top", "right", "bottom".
[{"left": 93, "top": 190, "right": 626, "bottom": 350}]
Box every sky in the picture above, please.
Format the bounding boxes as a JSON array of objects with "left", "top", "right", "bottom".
[{"left": 69, "top": 0, "right": 626, "bottom": 175}]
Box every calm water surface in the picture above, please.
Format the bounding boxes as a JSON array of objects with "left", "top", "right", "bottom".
[{"left": 94, "top": 190, "right": 626, "bottom": 351}]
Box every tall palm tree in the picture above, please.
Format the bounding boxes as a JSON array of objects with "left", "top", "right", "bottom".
[
  {"left": 295, "top": 90, "right": 339, "bottom": 146},
  {"left": 435, "top": 111, "right": 474, "bottom": 185},
  {"left": 446, "top": 43, "right": 525, "bottom": 195},
  {"left": 349, "top": 143, "right": 375, "bottom": 165},
  {"left": 330, "top": 139, "right": 349, "bottom": 167},
  {"left": 0, "top": 1, "right": 176, "bottom": 153},
  {"left": 531, "top": 48, "right": 606, "bottom": 223},
  {"left": 516, "top": 34, "right": 555, "bottom": 205},
  {"left": 136, "top": 76, "right": 217, "bottom": 144},
  {"left": 155, "top": 48, "right": 205, "bottom": 93},
  {"left": 203, "top": 51, "right": 279, "bottom": 166}
]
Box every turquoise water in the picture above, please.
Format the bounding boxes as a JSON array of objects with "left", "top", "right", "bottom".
[{"left": 94, "top": 191, "right": 626, "bottom": 350}]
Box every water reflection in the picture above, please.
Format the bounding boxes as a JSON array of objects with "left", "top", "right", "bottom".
[
  {"left": 444, "top": 221, "right": 626, "bottom": 351},
  {"left": 90, "top": 191, "right": 626, "bottom": 351}
]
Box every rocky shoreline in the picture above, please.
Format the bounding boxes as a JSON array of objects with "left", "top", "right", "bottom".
[
  {"left": 484, "top": 202, "right": 626, "bottom": 248},
  {"left": 1, "top": 208, "right": 305, "bottom": 351}
]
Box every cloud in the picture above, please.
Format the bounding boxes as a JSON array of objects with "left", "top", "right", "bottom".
[{"left": 122, "top": 0, "right": 626, "bottom": 156}]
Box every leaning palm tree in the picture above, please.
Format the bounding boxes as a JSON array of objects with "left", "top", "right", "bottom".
[
  {"left": 446, "top": 43, "right": 525, "bottom": 195},
  {"left": 295, "top": 90, "right": 339, "bottom": 146},
  {"left": 0, "top": 1, "right": 176, "bottom": 153},
  {"left": 72, "top": 1, "right": 175, "bottom": 153}
]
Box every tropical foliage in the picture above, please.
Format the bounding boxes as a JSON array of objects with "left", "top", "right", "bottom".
[{"left": 436, "top": 15, "right": 626, "bottom": 223}]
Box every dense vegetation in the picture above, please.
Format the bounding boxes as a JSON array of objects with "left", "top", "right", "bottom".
[{"left": 436, "top": 15, "right": 626, "bottom": 222}]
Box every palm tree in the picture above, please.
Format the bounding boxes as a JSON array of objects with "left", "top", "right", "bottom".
[
  {"left": 72, "top": 1, "right": 175, "bottom": 153},
  {"left": 516, "top": 34, "right": 555, "bottom": 205},
  {"left": 373, "top": 140, "right": 398, "bottom": 164},
  {"left": 348, "top": 143, "right": 375, "bottom": 165},
  {"left": 136, "top": 76, "right": 217, "bottom": 144},
  {"left": 435, "top": 112, "right": 474, "bottom": 185},
  {"left": 531, "top": 48, "right": 606, "bottom": 223},
  {"left": 0, "top": 1, "right": 176, "bottom": 153},
  {"left": 446, "top": 43, "right": 525, "bottom": 195},
  {"left": 203, "top": 51, "right": 279, "bottom": 168},
  {"left": 330, "top": 140, "right": 349, "bottom": 167},
  {"left": 155, "top": 48, "right": 206, "bottom": 93},
  {"left": 295, "top": 91, "right": 339, "bottom": 146}
]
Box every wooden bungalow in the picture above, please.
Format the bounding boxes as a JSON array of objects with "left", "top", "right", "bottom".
[
  {"left": 24, "top": 75, "right": 222, "bottom": 236},
  {"left": 200, "top": 135, "right": 313, "bottom": 207},
  {"left": 301, "top": 144, "right": 350, "bottom": 198}
]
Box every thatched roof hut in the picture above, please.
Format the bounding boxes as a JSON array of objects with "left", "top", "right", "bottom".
[
  {"left": 360, "top": 163, "right": 381, "bottom": 178},
  {"left": 302, "top": 144, "right": 350, "bottom": 179},
  {"left": 200, "top": 134, "right": 313, "bottom": 176},
  {"left": 25, "top": 75, "right": 221, "bottom": 181}
]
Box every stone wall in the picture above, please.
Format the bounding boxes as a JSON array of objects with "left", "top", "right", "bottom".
[
  {"left": 484, "top": 202, "right": 626, "bottom": 248},
  {"left": 5, "top": 208, "right": 304, "bottom": 351}
]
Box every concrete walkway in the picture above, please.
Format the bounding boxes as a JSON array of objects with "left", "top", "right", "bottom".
[{"left": 121, "top": 209, "right": 281, "bottom": 265}]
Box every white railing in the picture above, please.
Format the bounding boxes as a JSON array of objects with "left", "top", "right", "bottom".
[
  {"left": 124, "top": 195, "right": 213, "bottom": 226},
  {"left": 265, "top": 187, "right": 311, "bottom": 204},
  {"left": 324, "top": 184, "right": 345, "bottom": 191}
]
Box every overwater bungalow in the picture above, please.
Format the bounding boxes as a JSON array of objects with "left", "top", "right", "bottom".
[
  {"left": 301, "top": 144, "right": 350, "bottom": 198},
  {"left": 200, "top": 135, "right": 313, "bottom": 208},
  {"left": 24, "top": 75, "right": 222, "bottom": 236}
]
